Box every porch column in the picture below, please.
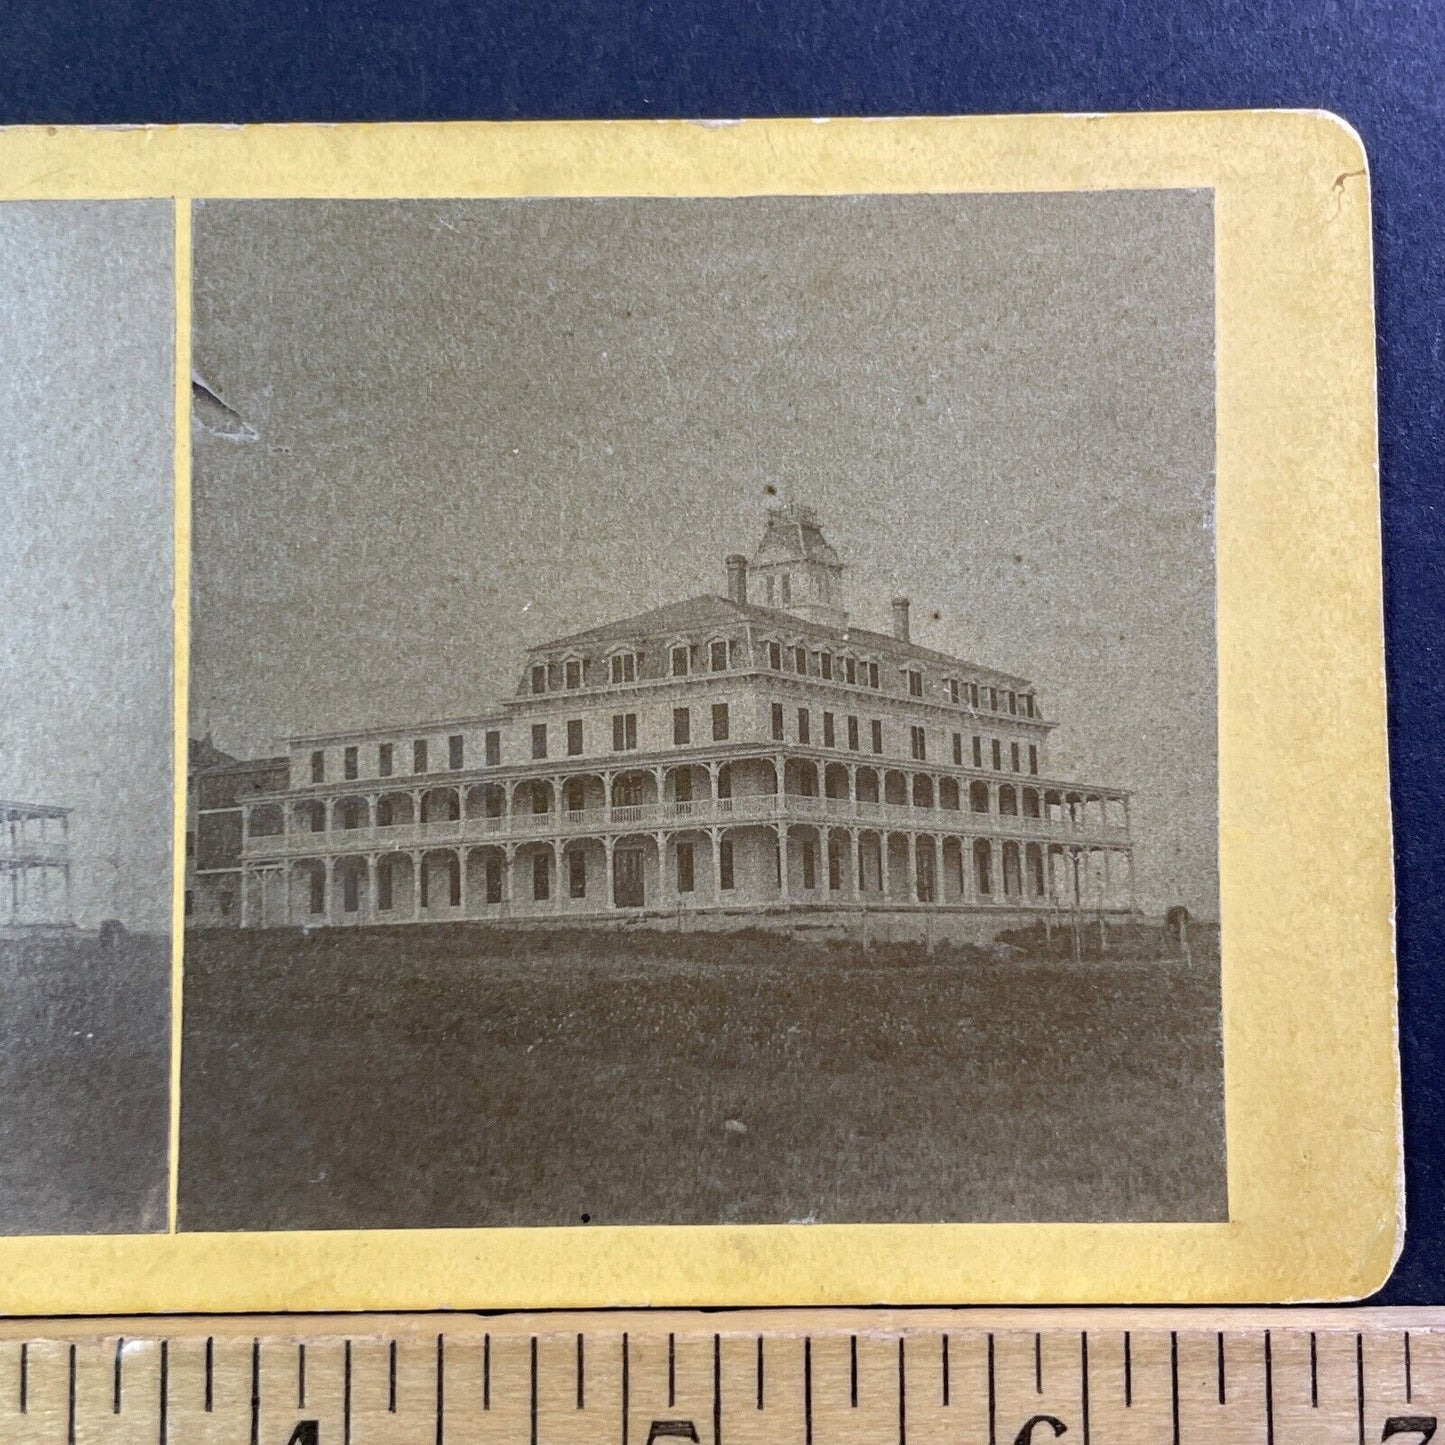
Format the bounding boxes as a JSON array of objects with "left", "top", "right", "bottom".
[
  {"left": 879, "top": 833, "right": 892, "bottom": 900},
  {"left": 553, "top": 777, "right": 566, "bottom": 823},
  {"left": 906, "top": 832, "right": 918, "bottom": 903},
  {"left": 239, "top": 863, "right": 251, "bottom": 927},
  {"left": 989, "top": 840, "right": 1004, "bottom": 903},
  {"left": 241, "top": 804, "right": 252, "bottom": 846},
  {"left": 846, "top": 763, "right": 858, "bottom": 809},
  {"left": 602, "top": 771, "right": 614, "bottom": 824},
  {"left": 411, "top": 850, "right": 422, "bottom": 919},
  {"left": 603, "top": 837, "right": 616, "bottom": 909},
  {"left": 652, "top": 767, "right": 666, "bottom": 811},
  {"left": 366, "top": 853, "right": 377, "bottom": 920},
  {"left": 961, "top": 837, "right": 975, "bottom": 904},
  {"left": 458, "top": 848, "right": 469, "bottom": 917},
  {"left": 776, "top": 823, "right": 790, "bottom": 902},
  {"left": 1127, "top": 849, "right": 1138, "bottom": 913},
  {"left": 933, "top": 833, "right": 945, "bottom": 904},
  {"left": 855, "top": 831, "right": 866, "bottom": 897},
  {"left": 551, "top": 839, "right": 564, "bottom": 913},
  {"left": 503, "top": 844, "right": 516, "bottom": 916},
  {"left": 283, "top": 864, "right": 293, "bottom": 926},
  {"left": 654, "top": 831, "right": 669, "bottom": 905},
  {"left": 1101, "top": 849, "right": 1111, "bottom": 911},
  {"left": 710, "top": 828, "right": 723, "bottom": 901}
]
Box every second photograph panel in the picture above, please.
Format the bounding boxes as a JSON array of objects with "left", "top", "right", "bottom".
[{"left": 179, "top": 193, "right": 1221, "bottom": 1232}]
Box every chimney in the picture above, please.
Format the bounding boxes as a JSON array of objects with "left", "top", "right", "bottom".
[
  {"left": 726, "top": 554, "right": 749, "bottom": 604},
  {"left": 891, "top": 595, "right": 911, "bottom": 643}
]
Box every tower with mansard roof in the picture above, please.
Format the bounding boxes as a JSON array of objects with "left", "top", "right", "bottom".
[{"left": 746, "top": 503, "right": 847, "bottom": 630}]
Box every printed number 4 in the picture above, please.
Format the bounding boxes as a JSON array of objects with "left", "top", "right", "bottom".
[{"left": 284, "top": 1423, "right": 319, "bottom": 1445}]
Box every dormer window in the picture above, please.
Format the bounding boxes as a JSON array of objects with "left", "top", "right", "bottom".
[
  {"left": 844, "top": 656, "right": 857, "bottom": 685},
  {"left": 947, "top": 678, "right": 961, "bottom": 704},
  {"left": 1025, "top": 693, "right": 1036, "bottom": 718},
  {"left": 610, "top": 652, "right": 638, "bottom": 685},
  {"left": 671, "top": 645, "right": 690, "bottom": 678},
  {"left": 867, "top": 660, "right": 880, "bottom": 690},
  {"left": 907, "top": 669, "right": 923, "bottom": 698},
  {"left": 970, "top": 682, "right": 981, "bottom": 709},
  {"left": 820, "top": 651, "right": 833, "bottom": 680},
  {"left": 710, "top": 639, "right": 728, "bottom": 672},
  {"left": 565, "top": 659, "right": 582, "bottom": 689},
  {"left": 767, "top": 641, "right": 782, "bottom": 671},
  {"left": 793, "top": 644, "right": 807, "bottom": 674},
  {"left": 530, "top": 664, "right": 547, "bottom": 695},
  {"left": 780, "top": 573, "right": 792, "bottom": 606}
]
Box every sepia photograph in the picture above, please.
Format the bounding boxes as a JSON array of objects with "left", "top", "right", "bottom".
[
  {"left": 179, "top": 190, "right": 1223, "bottom": 1232},
  {"left": 0, "top": 200, "right": 174, "bottom": 1235}
]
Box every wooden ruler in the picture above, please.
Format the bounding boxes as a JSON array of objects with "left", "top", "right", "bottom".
[{"left": 1, "top": 1309, "right": 1441, "bottom": 1444}]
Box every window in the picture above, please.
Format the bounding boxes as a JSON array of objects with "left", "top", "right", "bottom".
[
  {"left": 566, "top": 659, "right": 582, "bottom": 689},
  {"left": 717, "top": 764, "right": 732, "bottom": 799},
  {"left": 449, "top": 734, "right": 464, "bottom": 770},
  {"left": 610, "top": 652, "right": 637, "bottom": 684},
  {"left": 309, "top": 871, "right": 325, "bottom": 915},
  {"left": 828, "top": 840, "right": 842, "bottom": 891},
  {"left": 973, "top": 735, "right": 983, "bottom": 768},
  {"left": 847, "top": 715, "right": 860, "bottom": 751},
  {"left": 780, "top": 573, "right": 792, "bottom": 605},
  {"left": 952, "top": 732, "right": 963, "bottom": 765},
  {"left": 531, "top": 664, "right": 547, "bottom": 695},
  {"left": 567, "top": 719, "right": 584, "bottom": 756},
  {"left": 710, "top": 640, "right": 728, "bottom": 672},
  {"left": 1029, "top": 744, "right": 1039, "bottom": 775},
  {"left": 992, "top": 739, "right": 1002, "bottom": 770},
  {"left": 569, "top": 850, "right": 587, "bottom": 899},
  {"left": 910, "top": 725, "right": 927, "bottom": 761},
  {"left": 947, "top": 679, "right": 961, "bottom": 704},
  {"left": 343, "top": 868, "right": 359, "bottom": 914},
  {"left": 794, "top": 645, "right": 807, "bottom": 674},
  {"left": 379, "top": 742, "right": 394, "bottom": 777},
  {"left": 671, "top": 645, "right": 690, "bottom": 677},
  {"left": 870, "top": 719, "right": 883, "bottom": 754},
  {"left": 343, "top": 745, "right": 358, "bottom": 780},
  {"left": 485, "top": 856, "right": 503, "bottom": 905},
  {"left": 712, "top": 702, "right": 729, "bottom": 741},
  {"left": 820, "top": 651, "right": 833, "bottom": 680},
  {"left": 970, "top": 682, "right": 980, "bottom": 709},
  {"left": 533, "top": 853, "right": 550, "bottom": 901},
  {"left": 797, "top": 708, "right": 811, "bottom": 744},
  {"left": 1008, "top": 691, "right": 1018, "bottom": 715},
  {"left": 989, "top": 687, "right": 999, "bottom": 711},
  {"left": 1011, "top": 741, "right": 1021, "bottom": 773},
  {"left": 907, "top": 669, "right": 923, "bottom": 698},
  {"left": 719, "top": 839, "right": 735, "bottom": 890},
  {"left": 612, "top": 713, "right": 638, "bottom": 751},
  {"left": 1025, "top": 694, "right": 1036, "bottom": 718},
  {"left": 378, "top": 861, "right": 393, "bottom": 911},
  {"left": 531, "top": 723, "right": 548, "bottom": 760},
  {"left": 485, "top": 729, "right": 501, "bottom": 766},
  {"left": 413, "top": 739, "right": 428, "bottom": 773},
  {"left": 310, "top": 749, "right": 325, "bottom": 783},
  {"left": 823, "top": 711, "right": 835, "bottom": 748},
  {"left": 673, "top": 707, "right": 691, "bottom": 745},
  {"left": 845, "top": 656, "right": 857, "bottom": 685},
  {"left": 771, "top": 703, "right": 785, "bottom": 741},
  {"left": 801, "top": 840, "right": 816, "bottom": 891},
  {"left": 867, "top": 661, "right": 880, "bottom": 689},
  {"left": 768, "top": 641, "right": 782, "bottom": 670},
  {"left": 676, "top": 841, "right": 695, "bottom": 893}
]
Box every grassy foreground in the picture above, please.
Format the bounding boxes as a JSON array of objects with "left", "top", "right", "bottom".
[{"left": 178, "top": 924, "right": 1225, "bottom": 1230}]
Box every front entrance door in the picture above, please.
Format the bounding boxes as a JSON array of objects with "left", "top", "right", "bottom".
[{"left": 614, "top": 848, "right": 645, "bottom": 908}]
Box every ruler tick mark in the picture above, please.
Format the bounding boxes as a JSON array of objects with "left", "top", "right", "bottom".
[
  {"left": 667, "top": 1331, "right": 674, "bottom": 1409},
  {"left": 115, "top": 1336, "right": 124, "bottom": 1413},
  {"left": 250, "top": 1338, "right": 260, "bottom": 1445},
  {"left": 1124, "top": 1331, "right": 1133, "bottom": 1407},
  {"left": 1218, "top": 1332, "right": 1226, "bottom": 1405},
  {"left": 1406, "top": 1331, "right": 1413, "bottom": 1403},
  {"left": 757, "top": 1335, "right": 764, "bottom": 1410},
  {"left": 850, "top": 1335, "right": 859, "bottom": 1408},
  {"left": 343, "top": 1340, "right": 352, "bottom": 1445},
  {"left": 298, "top": 1341, "right": 306, "bottom": 1409},
  {"left": 19, "top": 1340, "right": 27, "bottom": 1414},
  {"left": 483, "top": 1333, "right": 490, "bottom": 1410},
  {"left": 621, "top": 1331, "right": 630, "bottom": 1445},
  {"left": 987, "top": 1334, "right": 997, "bottom": 1445},
  {"left": 435, "top": 1333, "right": 445, "bottom": 1445},
  {"left": 205, "top": 1337, "right": 214, "bottom": 1414},
  {"left": 159, "top": 1340, "right": 168, "bottom": 1445},
  {"left": 942, "top": 1333, "right": 950, "bottom": 1407},
  {"left": 1311, "top": 1332, "right": 1319, "bottom": 1407},
  {"left": 1081, "top": 1332, "right": 1091, "bottom": 1445},
  {"left": 389, "top": 1338, "right": 398, "bottom": 1412},
  {"left": 532, "top": 1337, "right": 539, "bottom": 1445},
  {"left": 1357, "top": 1333, "right": 1366, "bottom": 1445},
  {"left": 805, "top": 1337, "right": 814, "bottom": 1445},
  {"left": 898, "top": 1337, "right": 906, "bottom": 1445},
  {"left": 1035, "top": 1332, "right": 1043, "bottom": 1394},
  {"left": 67, "top": 1342, "right": 76, "bottom": 1445},
  {"left": 1170, "top": 1332, "right": 1180, "bottom": 1445},
  {"left": 579, "top": 1332, "right": 587, "bottom": 1410},
  {"left": 713, "top": 1333, "right": 722, "bottom": 1445},
  {"left": 1265, "top": 1331, "right": 1275, "bottom": 1445}
]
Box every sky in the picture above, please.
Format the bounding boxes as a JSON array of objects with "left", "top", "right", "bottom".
[
  {"left": 0, "top": 202, "right": 173, "bottom": 932},
  {"left": 191, "top": 191, "right": 1217, "bottom": 916}
]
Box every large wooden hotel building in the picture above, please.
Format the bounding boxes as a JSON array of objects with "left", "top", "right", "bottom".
[{"left": 188, "top": 505, "right": 1135, "bottom": 935}]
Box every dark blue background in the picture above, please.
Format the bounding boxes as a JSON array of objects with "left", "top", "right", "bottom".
[{"left": 4, "top": 0, "right": 1441, "bottom": 1301}]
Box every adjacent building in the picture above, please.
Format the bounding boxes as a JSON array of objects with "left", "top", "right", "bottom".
[
  {"left": 1, "top": 800, "right": 73, "bottom": 927},
  {"left": 199, "top": 505, "right": 1135, "bottom": 933}
]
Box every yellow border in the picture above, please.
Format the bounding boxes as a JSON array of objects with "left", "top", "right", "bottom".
[{"left": 0, "top": 112, "right": 1396, "bottom": 1311}]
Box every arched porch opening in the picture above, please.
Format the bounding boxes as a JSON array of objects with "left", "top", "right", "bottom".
[
  {"left": 375, "top": 851, "right": 416, "bottom": 915},
  {"left": 375, "top": 791, "right": 415, "bottom": 828}
]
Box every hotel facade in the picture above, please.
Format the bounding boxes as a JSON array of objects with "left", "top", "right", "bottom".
[{"left": 190, "top": 506, "right": 1135, "bottom": 934}]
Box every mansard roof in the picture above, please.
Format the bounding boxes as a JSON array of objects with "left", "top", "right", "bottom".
[{"left": 530, "top": 594, "right": 1031, "bottom": 688}]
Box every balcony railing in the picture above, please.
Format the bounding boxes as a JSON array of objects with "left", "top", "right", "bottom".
[{"left": 242, "top": 793, "right": 1129, "bottom": 859}]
